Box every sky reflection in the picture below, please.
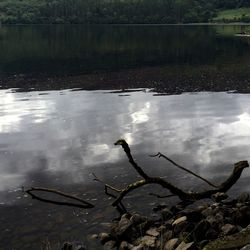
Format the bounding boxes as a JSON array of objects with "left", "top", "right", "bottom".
[{"left": 0, "top": 90, "right": 250, "bottom": 199}]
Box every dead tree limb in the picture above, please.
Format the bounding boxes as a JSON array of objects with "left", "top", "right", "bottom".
[
  {"left": 26, "top": 187, "right": 94, "bottom": 209},
  {"left": 112, "top": 139, "right": 249, "bottom": 206},
  {"left": 92, "top": 173, "right": 127, "bottom": 214},
  {"left": 150, "top": 152, "right": 218, "bottom": 188}
]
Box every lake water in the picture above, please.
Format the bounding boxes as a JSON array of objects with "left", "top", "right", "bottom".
[{"left": 1, "top": 25, "right": 250, "bottom": 250}]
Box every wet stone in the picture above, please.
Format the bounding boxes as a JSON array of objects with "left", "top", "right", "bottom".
[
  {"left": 176, "top": 241, "right": 196, "bottom": 250},
  {"left": 99, "top": 232, "right": 111, "bottom": 244},
  {"left": 146, "top": 228, "right": 160, "bottom": 237},
  {"left": 212, "top": 192, "right": 228, "bottom": 202},
  {"left": 130, "top": 214, "right": 147, "bottom": 225},
  {"left": 119, "top": 241, "right": 134, "bottom": 250},
  {"left": 221, "top": 224, "right": 238, "bottom": 236},
  {"left": 172, "top": 216, "right": 187, "bottom": 226},
  {"left": 238, "top": 192, "right": 250, "bottom": 203},
  {"left": 241, "top": 245, "right": 250, "bottom": 250},
  {"left": 104, "top": 240, "right": 116, "bottom": 250},
  {"left": 193, "top": 220, "right": 211, "bottom": 242},
  {"left": 164, "top": 238, "right": 180, "bottom": 250},
  {"left": 139, "top": 235, "right": 156, "bottom": 248}
]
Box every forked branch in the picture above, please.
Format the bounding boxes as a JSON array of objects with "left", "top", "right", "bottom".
[{"left": 112, "top": 139, "right": 249, "bottom": 207}]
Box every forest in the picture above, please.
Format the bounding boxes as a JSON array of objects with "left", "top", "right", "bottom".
[{"left": 0, "top": 0, "right": 250, "bottom": 24}]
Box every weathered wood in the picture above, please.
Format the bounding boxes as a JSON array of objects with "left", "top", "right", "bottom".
[
  {"left": 113, "top": 139, "right": 249, "bottom": 206},
  {"left": 26, "top": 187, "right": 94, "bottom": 208}
]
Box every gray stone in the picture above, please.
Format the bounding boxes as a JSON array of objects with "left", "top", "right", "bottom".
[
  {"left": 193, "top": 220, "right": 211, "bottom": 242},
  {"left": 104, "top": 241, "right": 116, "bottom": 250},
  {"left": 203, "top": 225, "right": 250, "bottom": 250},
  {"left": 238, "top": 192, "right": 250, "bottom": 203},
  {"left": 176, "top": 241, "right": 195, "bottom": 250},
  {"left": 202, "top": 207, "right": 215, "bottom": 217},
  {"left": 139, "top": 235, "right": 156, "bottom": 248},
  {"left": 174, "top": 221, "right": 190, "bottom": 235},
  {"left": 115, "top": 214, "right": 133, "bottom": 236},
  {"left": 157, "top": 225, "right": 166, "bottom": 233},
  {"left": 221, "top": 224, "right": 237, "bottom": 236},
  {"left": 99, "top": 233, "right": 111, "bottom": 244},
  {"left": 163, "top": 230, "right": 173, "bottom": 242},
  {"left": 146, "top": 228, "right": 160, "bottom": 237},
  {"left": 214, "top": 213, "right": 224, "bottom": 224},
  {"left": 241, "top": 245, "right": 250, "bottom": 250},
  {"left": 119, "top": 241, "right": 134, "bottom": 250},
  {"left": 172, "top": 216, "right": 187, "bottom": 226},
  {"left": 89, "top": 234, "right": 98, "bottom": 240},
  {"left": 212, "top": 192, "right": 228, "bottom": 202},
  {"left": 164, "top": 238, "right": 179, "bottom": 250},
  {"left": 130, "top": 214, "right": 147, "bottom": 225},
  {"left": 131, "top": 244, "right": 144, "bottom": 250},
  {"left": 206, "top": 215, "right": 219, "bottom": 228}
]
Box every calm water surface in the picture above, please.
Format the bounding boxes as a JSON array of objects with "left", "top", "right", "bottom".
[
  {"left": 0, "top": 24, "right": 250, "bottom": 77},
  {"left": 0, "top": 89, "right": 250, "bottom": 249}
]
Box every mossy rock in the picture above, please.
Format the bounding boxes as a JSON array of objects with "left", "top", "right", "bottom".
[{"left": 203, "top": 225, "right": 250, "bottom": 250}]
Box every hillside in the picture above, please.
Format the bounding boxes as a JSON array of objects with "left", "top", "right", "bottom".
[{"left": 0, "top": 0, "right": 250, "bottom": 24}]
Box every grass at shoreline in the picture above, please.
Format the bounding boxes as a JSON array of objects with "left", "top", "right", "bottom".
[{"left": 214, "top": 8, "right": 250, "bottom": 23}]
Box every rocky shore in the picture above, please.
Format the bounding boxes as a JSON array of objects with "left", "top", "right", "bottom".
[
  {"left": 96, "top": 192, "right": 250, "bottom": 250},
  {"left": 2, "top": 64, "right": 250, "bottom": 94}
]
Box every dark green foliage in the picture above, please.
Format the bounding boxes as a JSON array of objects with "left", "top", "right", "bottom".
[{"left": 0, "top": 0, "right": 249, "bottom": 24}]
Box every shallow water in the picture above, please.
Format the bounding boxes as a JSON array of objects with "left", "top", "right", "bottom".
[{"left": 0, "top": 89, "right": 250, "bottom": 249}]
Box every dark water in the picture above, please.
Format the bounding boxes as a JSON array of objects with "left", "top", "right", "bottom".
[
  {"left": 1, "top": 25, "right": 250, "bottom": 250},
  {"left": 1, "top": 89, "right": 250, "bottom": 249},
  {"left": 0, "top": 24, "right": 250, "bottom": 77}
]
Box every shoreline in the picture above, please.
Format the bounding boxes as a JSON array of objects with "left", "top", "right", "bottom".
[
  {"left": 2, "top": 64, "right": 250, "bottom": 94},
  {"left": 1, "top": 23, "right": 250, "bottom": 26},
  {"left": 96, "top": 192, "right": 250, "bottom": 250}
]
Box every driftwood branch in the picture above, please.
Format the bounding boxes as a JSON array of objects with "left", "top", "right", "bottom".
[
  {"left": 25, "top": 139, "right": 249, "bottom": 214},
  {"left": 112, "top": 139, "right": 249, "bottom": 207},
  {"left": 92, "top": 173, "right": 127, "bottom": 214},
  {"left": 150, "top": 152, "right": 218, "bottom": 188},
  {"left": 26, "top": 187, "right": 94, "bottom": 209}
]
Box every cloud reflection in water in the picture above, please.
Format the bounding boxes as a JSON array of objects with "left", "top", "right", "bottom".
[{"left": 0, "top": 90, "right": 250, "bottom": 197}]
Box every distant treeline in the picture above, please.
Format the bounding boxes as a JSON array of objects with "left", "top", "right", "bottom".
[{"left": 0, "top": 0, "right": 250, "bottom": 24}]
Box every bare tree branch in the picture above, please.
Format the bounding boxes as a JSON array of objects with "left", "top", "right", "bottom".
[
  {"left": 26, "top": 187, "right": 94, "bottom": 209},
  {"left": 150, "top": 152, "right": 218, "bottom": 188},
  {"left": 115, "top": 139, "right": 149, "bottom": 179},
  {"left": 113, "top": 139, "right": 249, "bottom": 206}
]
